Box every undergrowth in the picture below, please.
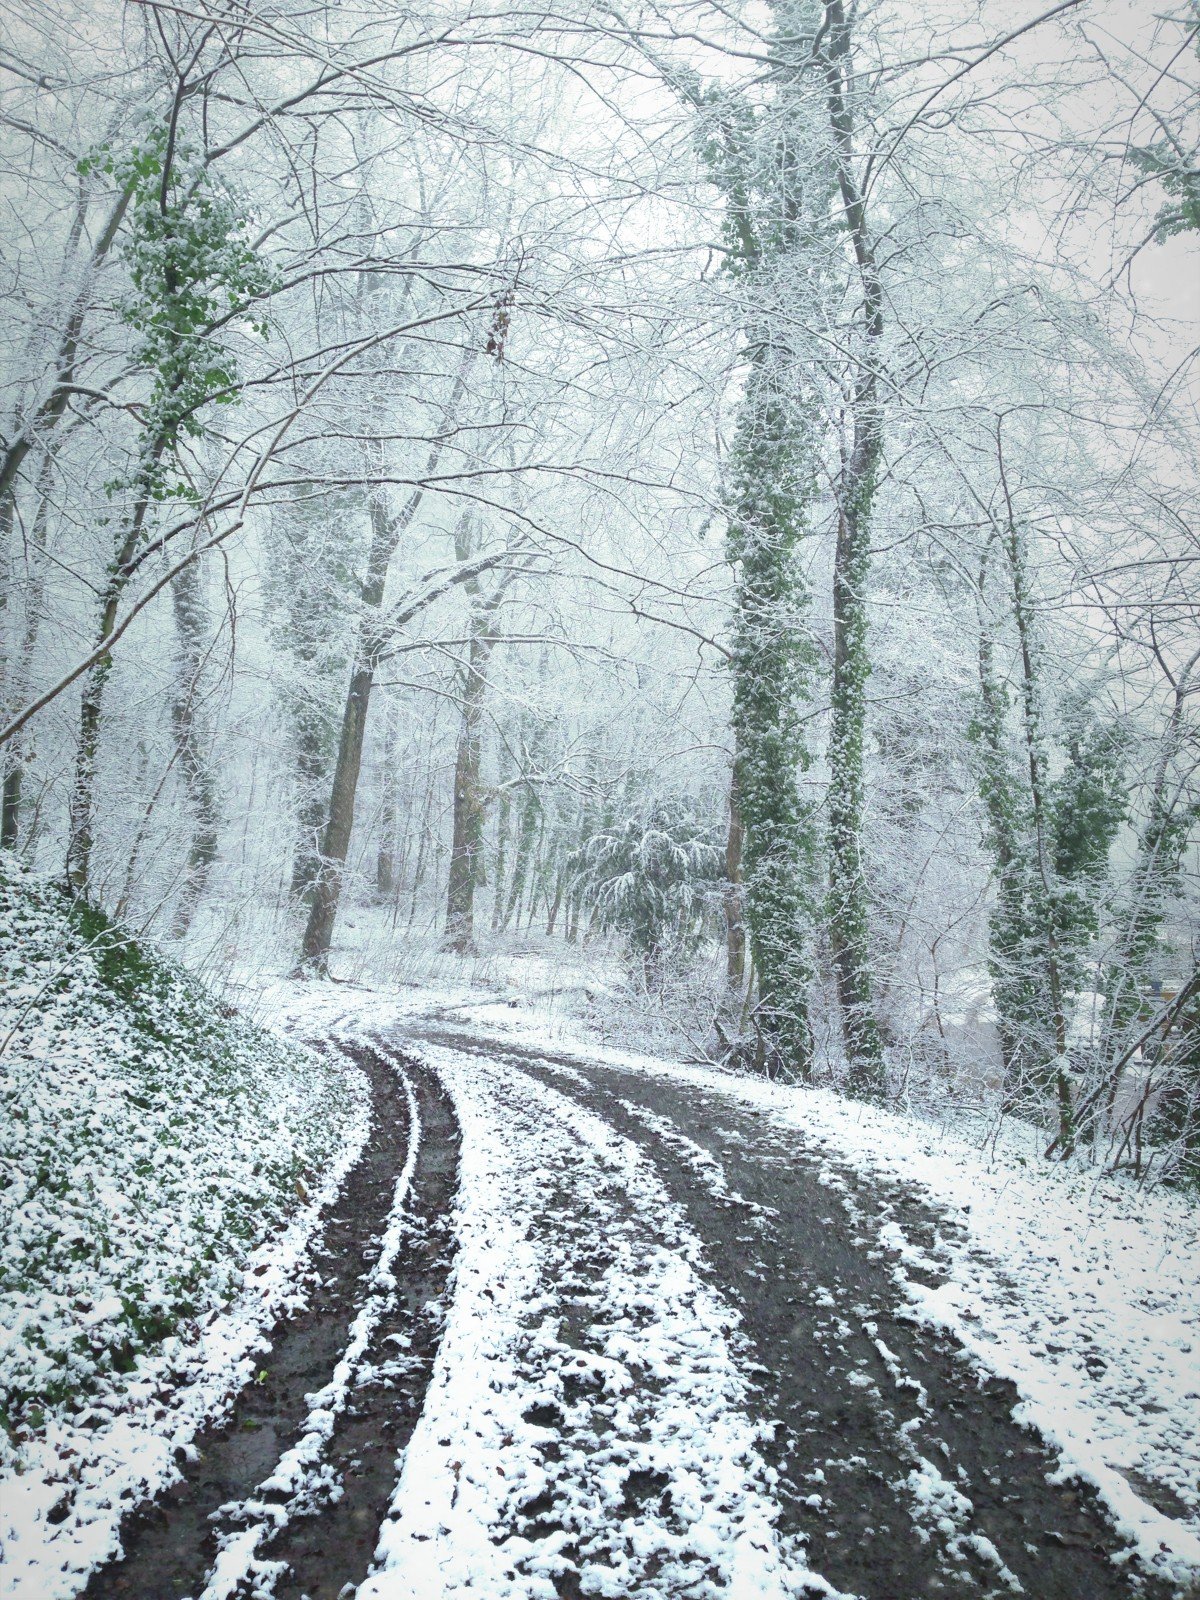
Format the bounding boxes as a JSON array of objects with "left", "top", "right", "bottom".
[{"left": 0, "top": 852, "right": 361, "bottom": 1464}]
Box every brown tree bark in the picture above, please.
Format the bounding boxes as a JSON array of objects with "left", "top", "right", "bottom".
[
  {"left": 375, "top": 702, "right": 400, "bottom": 900},
  {"left": 443, "top": 538, "right": 517, "bottom": 951},
  {"left": 298, "top": 458, "right": 404, "bottom": 972},
  {"left": 297, "top": 357, "right": 476, "bottom": 972},
  {"left": 299, "top": 659, "right": 375, "bottom": 970}
]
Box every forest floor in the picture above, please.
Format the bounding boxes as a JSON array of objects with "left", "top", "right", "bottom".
[{"left": 55, "top": 978, "right": 1200, "bottom": 1600}]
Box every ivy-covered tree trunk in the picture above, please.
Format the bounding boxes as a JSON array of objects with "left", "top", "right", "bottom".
[
  {"left": 1096, "top": 656, "right": 1199, "bottom": 1120},
  {"left": 169, "top": 555, "right": 219, "bottom": 937},
  {"left": 999, "top": 491, "right": 1074, "bottom": 1149},
  {"left": 729, "top": 357, "right": 820, "bottom": 1074},
  {"left": 828, "top": 472, "right": 883, "bottom": 1091},
  {"left": 975, "top": 521, "right": 1131, "bottom": 1153},
  {"left": 688, "top": 2, "right": 830, "bottom": 1074},
  {"left": 291, "top": 710, "right": 335, "bottom": 900},
  {"left": 973, "top": 598, "right": 1033, "bottom": 1092},
  {"left": 723, "top": 770, "right": 747, "bottom": 992},
  {"left": 64, "top": 119, "right": 273, "bottom": 898},
  {"left": 821, "top": 0, "right": 885, "bottom": 1097}
]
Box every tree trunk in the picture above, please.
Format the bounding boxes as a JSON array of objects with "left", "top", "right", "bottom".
[
  {"left": 828, "top": 483, "right": 884, "bottom": 1093},
  {"left": 703, "top": 20, "right": 826, "bottom": 1076},
  {"left": 406, "top": 780, "right": 433, "bottom": 928},
  {"left": 974, "top": 596, "right": 1030, "bottom": 1093},
  {"left": 491, "top": 784, "right": 511, "bottom": 931},
  {"left": 822, "top": 0, "right": 885, "bottom": 1098},
  {"left": 291, "top": 708, "right": 334, "bottom": 900},
  {"left": 997, "top": 452, "right": 1073, "bottom": 1149},
  {"left": 297, "top": 478, "right": 418, "bottom": 969},
  {"left": 1, "top": 460, "right": 52, "bottom": 850},
  {"left": 443, "top": 630, "right": 494, "bottom": 953},
  {"left": 723, "top": 770, "right": 746, "bottom": 991},
  {"left": 375, "top": 702, "right": 400, "bottom": 900},
  {"left": 1101, "top": 660, "right": 1198, "bottom": 1081},
  {"left": 501, "top": 781, "right": 540, "bottom": 932},
  {"left": 545, "top": 867, "right": 566, "bottom": 937},
  {"left": 727, "top": 363, "right": 819, "bottom": 1075},
  {"left": 299, "top": 662, "right": 374, "bottom": 972},
  {"left": 298, "top": 463, "right": 399, "bottom": 970},
  {"left": 524, "top": 809, "right": 548, "bottom": 930},
  {"left": 443, "top": 516, "right": 513, "bottom": 953},
  {"left": 66, "top": 467, "right": 159, "bottom": 895},
  {"left": 169, "top": 556, "right": 219, "bottom": 937},
  {"left": 297, "top": 358, "right": 473, "bottom": 971}
]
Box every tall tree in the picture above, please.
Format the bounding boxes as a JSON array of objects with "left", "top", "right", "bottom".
[
  {"left": 689, "top": 0, "right": 833, "bottom": 1074},
  {"left": 442, "top": 517, "right": 521, "bottom": 954},
  {"left": 64, "top": 121, "right": 271, "bottom": 893},
  {"left": 816, "top": 0, "right": 887, "bottom": 1094}
]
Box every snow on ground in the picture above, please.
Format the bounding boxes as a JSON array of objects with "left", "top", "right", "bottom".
[
  {"left": 259, "top": 983, "right": 835, "bottom": 1599},
  {"left": 359, "top": 1039, "right": 833, "bottom": 1599},
  {"left": 0, "top": 858, "right": 370, "bottom": 1599},
  {"left": 9, "top": 918, "right": 1191, "bottom": 1599},
  {"left": 195, "top": 1068, "right": 422, "bottom": 1600},
  {"left": 393, "top": 991, "right": 1200, "bottom": 1595}
]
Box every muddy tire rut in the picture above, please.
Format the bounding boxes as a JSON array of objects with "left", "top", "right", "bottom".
[
  {"left": 410, "top": 1023, "right": 1176, "bottom": 1600},
  {"left": 83, "top": 1043, "right": 459, "bottom": 1600}
]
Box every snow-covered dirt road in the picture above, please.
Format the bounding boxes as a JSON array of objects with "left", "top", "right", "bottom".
[
  {"left": 389, "top": 1019, "right": 1188, "bottom": 1600},
  {"left": 65, "top": 1004, "right": 1198, "bottom": 1600},
  {"left": 75, "top": 1043, "right": 458, "bottom": 1600}
]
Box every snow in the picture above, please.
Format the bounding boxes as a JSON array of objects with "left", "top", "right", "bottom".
[
  {"left": 391, "top": 990, "right": 1200, "bottom": 1594},
  {"left": 0, "top": 858, "right": 371, "bottom": 1599},
  {"left": 293, "top": 1022, "right": 838, "bottom": 1598},
  {"left": 903, "top": 1455, "right": 1022, "bottom": 1592},
  {"left": 7, "top": 935, "right": 1199, "bottom": 1598},
  {"left": 196, "top": 1066, "right": 422, "bottom": 1600}
]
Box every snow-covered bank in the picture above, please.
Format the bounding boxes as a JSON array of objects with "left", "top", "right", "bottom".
[
  {"left": 0, "top": 857, "right": 370, "bottom": 1598},
  {"left": 399, "top": 993, "right": 1200, "bottom": 1595}
]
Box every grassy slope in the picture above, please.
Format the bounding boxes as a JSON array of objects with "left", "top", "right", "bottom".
[{"left": 0, "top": 852, "right": 363, "bottom": 1468}]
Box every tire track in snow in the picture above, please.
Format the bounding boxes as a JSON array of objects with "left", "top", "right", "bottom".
[
  {"left": 363, "top": 1037, "right": 835, "bottom": 1600},
  {"left": 411, "top": 1024, "right": 1176, "bottom": 1600},
  {"left": 80, "top": 1045, "right": 458, "bottom": 1600}
]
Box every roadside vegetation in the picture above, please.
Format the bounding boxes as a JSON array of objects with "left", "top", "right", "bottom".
[{"left": 0, "top": 851, "right": 363, "bottom": 1468}]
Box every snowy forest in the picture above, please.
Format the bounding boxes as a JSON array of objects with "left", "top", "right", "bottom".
[
  {"left": 5, "top": 0, "right": 1199, "bottom": 1165},
  {"left": 2, "top": 1, "right": 1200, "bottom": 1597}
]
